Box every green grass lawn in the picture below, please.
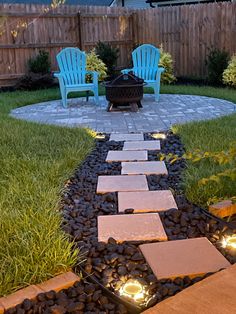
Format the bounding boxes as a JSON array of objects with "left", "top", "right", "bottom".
[
  {"left": 173, "top": 113, "right": 236, "bottom": 209},
  {"left": 0, "top": 84, "right": 235, "bottom": 296},
  {"left": 0, "top": 93, "right": 95, "bottom": 296}
]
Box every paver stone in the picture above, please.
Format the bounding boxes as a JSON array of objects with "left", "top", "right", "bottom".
[
  {"left": 123, "top": 140, "right": 160, "bottom": 151},
  {"left": 97, "top": 175, "right": 149, "bottom": 193},
  {"left": 110, "top": 133, "right": 144, "bottom": 141},
  {"left": 98, "top": 213, "right": 167, "bottom": 243},
  {"left": 122, "top": 161, "right": 168, "bottom": 175},
  {"left": 106, "top": 150, "right": 147, "bottom": 162},
  {"left": 139, "top": 237, "right": 231, "bottom": 279},
  {"left": 143, "top": 264, "right": 236, "bottom": 314},
  {"left": 118, "top": 190, "right": 177, "bottom": 213},
  {"left": 0, "top": 286, "right": 44, "bottom": 310},
  {"left": 37, "top": 272, "right": 80, "bottom": 292}
]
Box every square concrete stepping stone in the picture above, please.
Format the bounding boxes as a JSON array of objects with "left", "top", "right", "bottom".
[
  {"left": 97, "top": 175, "right": 148, "bottom": 194},
  {"left": 106, "top": 150, "right": 147, "bottom": 162},
  {"left": 123, "top": 140, "right": 161, "bottom": 151},
  {"left": 139, "top": 237, "right": 231, "bottom": 280},
  {"left": 110, "top": 133, "right": 144, "bottom": 141},
  {"left": 121, "top": 161, "right": 168, "bottom": 175},
  {"left": 98, "top": 213, "right": 167, "bottom": 243},
  {"left": 118, "top": 190, "right": 178, "bottom": 213}
]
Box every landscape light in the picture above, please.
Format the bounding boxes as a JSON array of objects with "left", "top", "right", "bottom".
[
  {"left": 222, "top": 235, "right": 236, "bottom": 249},
  {"left": 119, "top": 279, "right": 145, "bottom": 302},
  {"left": 151, "top": 133, "right": 166, "bottom": 139},
  {"left": 95, "top": 134, "right": 105, "bottom": 139}
]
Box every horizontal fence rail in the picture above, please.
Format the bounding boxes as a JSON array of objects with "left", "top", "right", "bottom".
[{"left": 0, "top": 2, "right": 235, "bottom": 86}]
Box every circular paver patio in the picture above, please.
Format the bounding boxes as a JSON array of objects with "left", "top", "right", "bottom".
[{"left": 11, "top": 94, "right": 236, "bottom": 132}]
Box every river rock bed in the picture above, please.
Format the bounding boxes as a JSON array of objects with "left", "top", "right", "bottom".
[
  {"left": 61, "top": 132, "right": 236, "bottom": 310},
  {"left": 5, "top": 280, "right": 129, "bottom": 314},
  {"left": 7, "top": 132, "right": 236, "bottom": 313}
]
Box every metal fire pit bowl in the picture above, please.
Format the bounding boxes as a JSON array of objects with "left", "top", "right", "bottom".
[{"left": 103, "top": 72, "right": 145, "bottom": 112}]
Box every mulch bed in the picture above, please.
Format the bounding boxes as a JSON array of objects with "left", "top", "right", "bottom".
[{"left": 7, "top": 132, "right": 236, "bottom": 314}]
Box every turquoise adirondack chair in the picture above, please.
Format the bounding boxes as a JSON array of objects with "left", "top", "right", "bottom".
[
  {"left": 122, "top": 44, "right": 164, "bottom": 101},
  {"left": 54, "top": 47, "right": 99, "bottom": 108}
]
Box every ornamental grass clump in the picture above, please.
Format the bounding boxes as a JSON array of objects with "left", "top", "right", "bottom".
[
  {"left": 86, "top": 49, "right": 107, "bottom": 82},
  {"left": 223, "top": 55, "right": 236, "bottom": 88},
  {"left": 159, "top": 45, "right": 176, "bottom": 84}
]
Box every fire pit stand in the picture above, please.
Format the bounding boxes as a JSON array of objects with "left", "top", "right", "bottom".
[{"left": 103, "top": 73, "right": 145, "bottom": 112}]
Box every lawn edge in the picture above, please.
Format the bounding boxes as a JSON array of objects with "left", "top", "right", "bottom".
[{"left": 0, "top": 271, "right": 80, "bottom": 312}]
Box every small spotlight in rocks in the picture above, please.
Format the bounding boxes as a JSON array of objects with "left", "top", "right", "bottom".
[
  {"left": 119, "top": 279, "right": 145, "bottom": 302},
  {"left": 222, "top": 235, "right": 236, "bottom": 249},
  {"left": 95, "top": 133, "right": 106, "bottom": 140},
  {"left": 151, "top": 133, "right": 166, "bottom": 139}
]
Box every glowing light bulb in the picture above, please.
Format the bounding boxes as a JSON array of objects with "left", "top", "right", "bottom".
[
  {"left": 151, "top": 133, "right": 166, "bottom": 139},
  {"left": 222, "top": 235, "right": 236, "bottom": 249},
  {"left": 119, "top": 280, "right": 144, "bottom": 301}
]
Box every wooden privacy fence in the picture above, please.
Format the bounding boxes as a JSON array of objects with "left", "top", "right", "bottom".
[{"left": 0, "top": 2, "right": 235, "bottom": 86}]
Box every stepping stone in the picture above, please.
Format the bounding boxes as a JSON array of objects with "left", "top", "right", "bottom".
[
  {"left": 121, "top": 161, "right": 168, "bottom": 175},
  {"left": 143, "top": 264, "right": 236, "bottom": 314},
  {"left": 109, "top": 133, "right": 144, "bottom": 142},
  {"left": 123, "top": 140, "right": 161, "bottom": 151},
  {"left": 118, "top": 190, "right": 178, "bottom": 213},
  {"left": 139, "top": 237, "right": 231, "bottom": 280},
  {"left": 106, "top": 150, "right": 147, "bottom": 162},
  {"left": 97, "top": 175, "right": 148, "bottom": 194},
  {"left": 98, "top": 213, "right": 167, "bottom": 243}
]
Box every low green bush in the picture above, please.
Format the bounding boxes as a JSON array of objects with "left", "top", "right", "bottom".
[
  {"left": 159, "top": 45, "right": 176, "bottom": 84},
  {"left": 86, "top": 49, "right": 107, "bottom": 82},
  {"left": 95, "top": 41, "right": 119, "bottom": 76},
  {"left": 206, "top": 49, "right": 229, "bottom": 86},
  {"left": 16, "top": 50, "right": 53, "bottom": 90},
  {"left": 223, "top": 54, "right": 236, "bottom": 88},
  {"left": 28, "top": 50, "right": 51, "bottom": 74}
]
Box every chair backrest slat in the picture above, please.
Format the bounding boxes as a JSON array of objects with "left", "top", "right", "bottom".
[
  {"left": 56, "top": 47, "right": 86, "bottom": 85},
  {"left": 132, "top": 44, "right": 160, "bottom": 81}
]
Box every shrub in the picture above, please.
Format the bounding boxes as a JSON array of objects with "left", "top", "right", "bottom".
[
  {"left": 206, "top": 49, "right": 229, "bottom": 86},
  {"left": 86, "top": 49, "right": 107, "bottom": 82},
  {"left": 95, "top": 41, "right": 119, "bottom": 76},
  {"left": 16, "top": 50, "right": 53, "bottom": 90},
  {"left": 28, "top": 50, "right": 51, "bottom": 74},
  {"left": 159, "top": 45, "right": 176, "bottom": 84},
  {"left": 223, "top": 54, "right": 236, "bottom": 88}
]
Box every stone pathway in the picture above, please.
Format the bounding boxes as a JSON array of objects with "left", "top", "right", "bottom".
[
  {"left": 95, "top": 132, "right": 232, "bottom": 311},
  {"left": 10, "top": 94, "right": 236, "bottom": 132}
]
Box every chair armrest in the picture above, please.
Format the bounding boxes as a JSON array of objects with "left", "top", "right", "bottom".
[
  {"left": 86, "top": 71, "right": 98, "bottom": 84},
  {"left": 158, "top": 67, "right": 165, "bottom": 73},
  {"left": 54, "top": 72, "right": 63, "bottom": 78},
  {"left": 156, "top": 67, "right": 165, "bottom": 81},
  {"left": 121, "top": 68, "right": 134, "bottom": 74}
]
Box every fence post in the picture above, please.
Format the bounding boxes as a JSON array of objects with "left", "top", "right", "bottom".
[{"left": 77, "top": 12, "right": 82, "bottom": 50}]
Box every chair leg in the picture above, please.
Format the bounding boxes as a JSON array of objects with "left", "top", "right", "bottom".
[
  {"left": 154, "top": 84, "right": 160, "bottom": 102},
  {"left": 62, "top": 90, "right": 67, "bottom": 108},
  {"left": 94, "top": 87, "right": 99, "bottom": 104}
]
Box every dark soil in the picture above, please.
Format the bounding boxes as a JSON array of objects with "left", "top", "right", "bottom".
[{"left": 7, "top": 132, "right": 236, "bottom": 314}]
